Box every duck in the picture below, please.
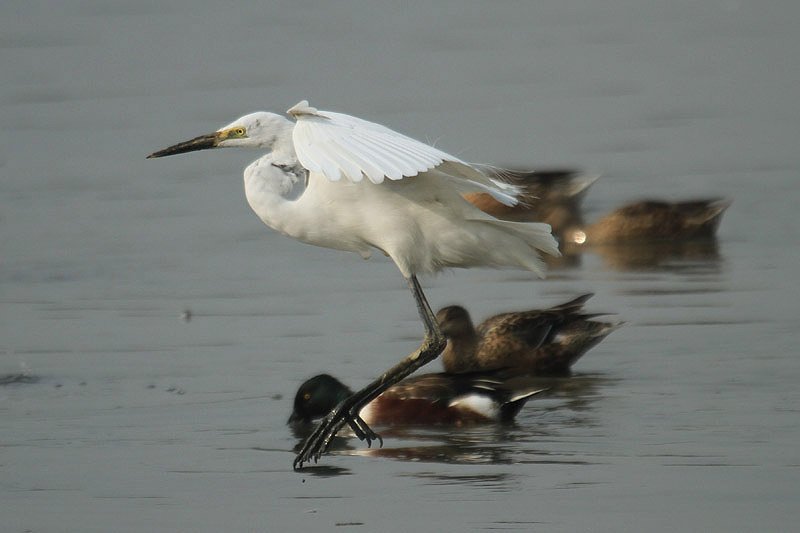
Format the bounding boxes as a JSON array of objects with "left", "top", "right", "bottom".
[
  {"left": 436, "top": 294, "right": 622, "bottom": 376},
  {"left": 288, "top": 372, "right": 546, "bottom": 426},
  {"left": 463, "top": 169, "right": 599, "bottom": 233},
  {"left": 564, "top": 198, "right": 732, "bottom": 246}
]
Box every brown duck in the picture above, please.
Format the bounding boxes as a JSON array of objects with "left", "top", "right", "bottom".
[
  {"left": 436, "top": 294, "right": 622, "bottom": 376},
  {"left": 565, "top": 198, "right": 732, "bottom": 246},
  {"left": 462, "top": 169, "right": 599, "bottom": 233}
]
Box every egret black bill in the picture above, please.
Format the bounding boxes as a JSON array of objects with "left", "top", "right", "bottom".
[{"left": 147, "top": 133, "right": 219, "bottom": 158}]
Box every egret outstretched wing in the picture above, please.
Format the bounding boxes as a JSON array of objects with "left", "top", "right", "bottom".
[{"left": 288, "top": 101, "right": 520, "bottom": 206}]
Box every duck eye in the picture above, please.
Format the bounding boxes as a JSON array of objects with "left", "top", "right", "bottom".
[{"left": 303, "top": 393, "right": 312, "bottom": 400}]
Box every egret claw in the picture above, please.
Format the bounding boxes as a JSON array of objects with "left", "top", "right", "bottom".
[{"left": 294, "top": 400, "right": 387, "bottom": 469}]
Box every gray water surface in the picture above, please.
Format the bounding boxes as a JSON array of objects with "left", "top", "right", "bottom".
[{"left": 2, "top": 1, "right": 799, "bottom": 531}]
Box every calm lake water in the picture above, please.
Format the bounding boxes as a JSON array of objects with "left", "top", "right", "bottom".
[{"left": 2, "top": 1, "right": 799, "bottom": 531}]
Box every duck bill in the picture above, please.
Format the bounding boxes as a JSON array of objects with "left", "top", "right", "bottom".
[{"left": 147, "top": 132, "right": 219, "bottom": 158}]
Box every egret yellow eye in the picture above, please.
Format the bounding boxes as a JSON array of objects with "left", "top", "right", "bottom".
[{"left": 223, "top": 127, "right": 246, "bottom": 139}]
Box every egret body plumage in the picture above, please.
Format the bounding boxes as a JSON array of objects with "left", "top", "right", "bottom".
[{"left": 148, "top": 101, "right": 560, "bottom": 468}]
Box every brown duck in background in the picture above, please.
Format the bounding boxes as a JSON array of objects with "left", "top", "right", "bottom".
[
  {"left": 564, "top": 198, "right": 732, "bottom": 246},
  {"left": 436, "top": 294, "right": 623, "bottom": 376},
  {"left": 462, "top": 171, "right": 732, "bottom": 269},
  {"left": 463, "top": 169, "right": 599, "bottom": 233}
]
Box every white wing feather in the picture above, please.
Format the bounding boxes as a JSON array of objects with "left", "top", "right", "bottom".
[{"left": 287, "top": 100, "right": 521, "bottom": 206}]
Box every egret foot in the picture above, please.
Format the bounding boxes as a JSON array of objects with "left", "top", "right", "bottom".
[
  {"left": 293, "top": 396, "right": 382, "bottom": 470},
  {"left": 292, "top": 275, "right": 446, "bottom": 470},
  {"left": 346, "top": 411, "right": 383, "bottom": 447}
]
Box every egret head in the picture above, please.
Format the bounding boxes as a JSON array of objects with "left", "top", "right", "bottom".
[{"left": 147, "top": 112, "right": 293, "bottom": 158}]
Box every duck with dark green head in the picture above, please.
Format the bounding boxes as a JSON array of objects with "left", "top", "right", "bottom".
[{"left": 288, "top": 372, "right": 545, "bottom": 427}]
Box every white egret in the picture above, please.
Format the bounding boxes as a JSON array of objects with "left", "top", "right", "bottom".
[{"left": 148, "top": 100, "right": 560, "bottom": 469}]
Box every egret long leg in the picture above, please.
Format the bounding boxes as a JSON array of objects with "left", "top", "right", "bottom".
[{"left": 293, "top": 275, "right": 446, "bottom": 469}]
